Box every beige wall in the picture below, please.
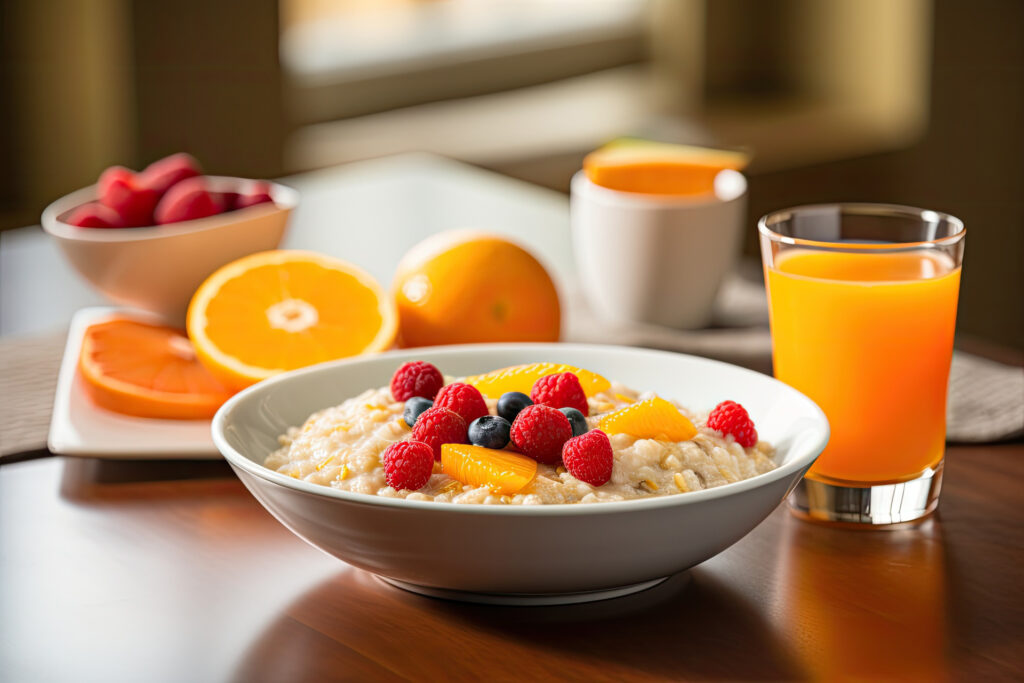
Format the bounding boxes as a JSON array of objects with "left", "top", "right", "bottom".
[{"left": 2, "top": 0, "right": 134, "bottom": 228}]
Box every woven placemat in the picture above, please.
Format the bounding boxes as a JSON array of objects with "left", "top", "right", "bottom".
[
  {"left": 0, "top": 331, "right": 65, "bottom": 455},
  {"left": 947, "top": 352, "right": 1024, "bottom": 442},
  {"left": 1, "top": 318, "right": 1020, "bottom": 457}
]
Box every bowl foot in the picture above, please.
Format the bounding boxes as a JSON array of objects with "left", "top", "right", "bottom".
[{"left": 377, "top": 575, "right": 675, "bottom": 606}]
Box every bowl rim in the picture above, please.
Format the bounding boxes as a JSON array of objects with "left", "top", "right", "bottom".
[
  {"left": 212, "top": 343, "right": 829, "bottom": 516},
  {"left": 41, "top": 176, "right": 300, "bottom": 243}
]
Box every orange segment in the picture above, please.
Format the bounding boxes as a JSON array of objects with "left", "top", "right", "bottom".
[
  {"left": 187, "top": 250, "right": 397, "bottom": 390},
  {"left": 79, "top": 318, "right": 233, "bottom": 419},
  {"left": 584, "top": 140, "right": 749, "bottom": 196},
  {"left": 441, "top": 444, "right": 537, "bottom": 496},
  {"left": 598, "top": 397, "right": 697, "bottom": 442},
  {"left": 464, "top": 363, "right": 610, "bottom": 398}
]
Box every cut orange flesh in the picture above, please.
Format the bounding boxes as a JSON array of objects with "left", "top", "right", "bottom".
[
  {"left": 187, "top": 250, "right": 398, "bottom": 390},
  {"left": 584, "top": 140, "right": 749, "bottom": 195},
  {"left": 598, "top": 397, "right": 697, "bottom": 442},
  {"left": 79, "top": 318, "right": 233, "bottom": 419},
  {"left": 441, "top": 444, "right": 538, "bottom": 496},
  {"left": 464, "top": 363, "right": 610, "bottom": 398}
]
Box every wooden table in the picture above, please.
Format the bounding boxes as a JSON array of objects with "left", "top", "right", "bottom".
[
  {"left": 3, "top": 154, "right": 1022, "bottom": 680},
  {"left": 2, "top": 444, "right": 1021, "bottom": 682}
]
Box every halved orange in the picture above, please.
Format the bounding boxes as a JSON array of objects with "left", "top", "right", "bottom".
[
  {"left": 584, "top": 139, "right": 749, "bottom": 196},
  {"left": 187, "top": 250, "right": 398, "bottom": 390},
  {"left": 464, "top": 362, "right": 610, "bottom": 398},
  {"left": 441, "top": 444, "right": 537, "bottom": 496},
  {"left": 79, "top": 318, "right": 233, "bottom": 419},
  {"left": 598, "top": 397, "right": 697, "bottom": 441}
]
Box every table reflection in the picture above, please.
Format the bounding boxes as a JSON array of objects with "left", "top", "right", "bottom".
[
  {"left": 59, "top": 456, "right": 236, "bottom": 501},
  {"left": 232, "top": 567, "right": 808, "bottom": 681},
  {"left": 775, "top": 514, "right": 947, "bottom": 681}
]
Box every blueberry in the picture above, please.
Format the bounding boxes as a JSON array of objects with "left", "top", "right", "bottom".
[
  {"left": 560, "top": 407, "right": 588, "bottom": 437},
  {"left": 497, "top": 391, "right": 533, "bottom": 423},
  {"left": 403, "top": 397, "right": 434, "bottom": 427},
  {"left": 468, "top": 415, "right": 512, "bottom": 449}
]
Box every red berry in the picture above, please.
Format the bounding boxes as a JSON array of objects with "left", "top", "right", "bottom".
[
  {"left": 154, "top": 176, "right": 226, "bottom": 224},
  {"left": 138, "top": 153, "right": 201, "bottom": 196},
  {"left": 531, "top": 372, "right": 589, "bottom": 417},
  {"left": 97, "top": 166, "right": 134, "bottom": 198},
  {"left": 390, "top": 360, "right": 444, "bottom": 402},
  {"left": 411, "top": 406, "right": 468, "bottom": 460},
  {"left": 382, "top": 440, "right": 434, "bottom": 490},
  {"left": 562, "top": 429, "right": 613, "bottom": 486},
  {"left": 511, "top": 404, "right": 572, "bottom": 464},
  {"left": 64, "top": 202, "right": 123, "bottom": 228},
  {"left": 235, "top": 181, "right": 275, "bottom": 209},
  {"left": 706, "top": 400, "right": 758, "bottom": 448},
  {"left": 434, "top": 382, "right": 489, "bottom": 424},
  {"left": 97, "top": 166, "right": 159, "bottom": 227}
]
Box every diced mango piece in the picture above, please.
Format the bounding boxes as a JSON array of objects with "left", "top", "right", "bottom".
[
  {"left": 440, "top": 444, "right": 537, "bottom": 496},
  {"left": 598, "top": 397, "right": 697, "bottom": 442},
  {"left": 464, "top": 363, "right": 610, "bottom": 398}
]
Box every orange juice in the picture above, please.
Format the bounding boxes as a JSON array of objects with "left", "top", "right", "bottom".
[{"left": 766, "top": 249, "right": 960, "bottom": 484}]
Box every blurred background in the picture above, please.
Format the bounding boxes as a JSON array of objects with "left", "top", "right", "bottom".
[{"left": 1, "top": 0, "right": 1021, "bottom": 349}]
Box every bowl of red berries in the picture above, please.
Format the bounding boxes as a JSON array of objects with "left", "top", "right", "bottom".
[{"left": 41, "top": 153, "right": 298, "bottom": 322}]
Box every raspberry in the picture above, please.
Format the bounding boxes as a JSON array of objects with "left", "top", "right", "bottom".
[
  {"left": 390, "top": 360, "right": 444, "bottom": 402},
  {"left": 706, "top": 400, "right": 758, "bottom": 448},
  {"left": 510, "top": 404, "right": 572, "bottom": 464},
  {"left": 531, "top": 372, "right": 589, "bottom": 416},
  {"left": 97, "top": 166, "right": 160, "bottom": 227},
  {"left": 138, "top": 153, "right": 201, "bottom": 197},
  {"left": 154, "top": 176, "right": 226, "bottom": 224},
  {"left": 65, "top": 202, "right": 123, "bottom": 228},
  {"left": 382, "top": 440, "right": 434, "bottom": 490},
  {"left": 562, "top": 429, "right": 613, "bottom": 486},
  {"left": 411, "top": 406, "right": 468, "bottom": 460},
  {"left": 434, "top": 382, "right": 489, "bottom": 424}
]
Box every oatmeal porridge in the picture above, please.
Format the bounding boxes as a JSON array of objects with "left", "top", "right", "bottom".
[{"left": 265, "top": 362, "right": 776, "bottom": 505}]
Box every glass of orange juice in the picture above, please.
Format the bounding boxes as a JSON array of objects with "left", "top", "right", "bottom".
[{"left": 759, "top": 204, "right": 965, "bottom": 525}]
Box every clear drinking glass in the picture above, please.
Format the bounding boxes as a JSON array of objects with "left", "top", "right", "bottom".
[{"left": 759, "top": 204, "right": 965, "bottom": 525}]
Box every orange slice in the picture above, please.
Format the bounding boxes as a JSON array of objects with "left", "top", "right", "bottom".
[
  {"left": 79, "top": 318, "right": 233, "bottom": 419},
  {"left": 584, "top": 139, "right": 749, "bottom": 195},
  {"left": 441, "top": 444, "right": 538, "bottom": 496},
  {"left": 187, "top": 250, "right": 398, "bottom": 390},
  {"left": 598, "top": 397, "right": 697, "bottom": 442},
  {"left": 464, "top": 363, "right": 610, "bottom": 398}
]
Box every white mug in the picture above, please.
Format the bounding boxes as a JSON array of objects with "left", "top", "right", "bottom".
[{"left": 569, "top": 169, "right": 747, "bottom": 329}]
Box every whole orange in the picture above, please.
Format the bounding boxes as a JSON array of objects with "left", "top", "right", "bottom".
[{"left": 393, "top": 231, "right": 561, "bottom": 347}]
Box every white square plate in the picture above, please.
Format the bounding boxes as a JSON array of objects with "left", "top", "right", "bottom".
[{"left": 48, "top": 307, "right": 219, "bottom": 459}]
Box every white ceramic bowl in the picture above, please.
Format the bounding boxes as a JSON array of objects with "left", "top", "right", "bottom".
[
  {"left": 213, "top": 344, "right": 828, "bottom": 605},
  {"left": 570, "top": 170, "right": 747, "bottom": 329},
  {"left": 41, "top": 176, "right": 298, "bottom": 324}
]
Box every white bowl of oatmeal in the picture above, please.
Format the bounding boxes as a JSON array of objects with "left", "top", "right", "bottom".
[{"left": 213, "top": 344, "right": 828, "bottom": 605}]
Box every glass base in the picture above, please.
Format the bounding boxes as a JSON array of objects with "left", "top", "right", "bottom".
[{"left": 788, "top": 460, "right": 944, "bottom": 527}]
